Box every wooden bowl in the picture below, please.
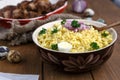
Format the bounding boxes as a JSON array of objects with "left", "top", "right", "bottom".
[
  {"left": 32, "top": 19, "right": 117, "bottom": 72},
  {"left": 0, "top": 0, "right": 68, "bottom": 28}
]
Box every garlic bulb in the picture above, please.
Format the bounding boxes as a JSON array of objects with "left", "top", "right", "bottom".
[
  {"left": 84, "top": 8, "right": 95, "bottom": 17},
  {"left": 7, "top": 50, "right": 22, "bottom": 63},
  {"left": 72, "top": 0, "right": 87, "bottom": 13}
]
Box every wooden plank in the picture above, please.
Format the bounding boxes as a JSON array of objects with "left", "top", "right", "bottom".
[
  {"left": 86, "top": 0, "right": 120, "bottom": 80},
  {"left": 43, "top": 63, "right": 93, "bottom": 80},
  {"left": 0, "top": 43, "right": 42, "bottom": 80},
  {"left": 91, "top": 41, "right": 120, "bottom": 80}
]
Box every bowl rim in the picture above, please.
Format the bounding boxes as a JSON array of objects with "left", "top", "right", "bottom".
[
  {"left": 0, "top": 1, "right": 68, "bottom": 21},
  {"left": 32, "top": 19, "right": 117, "bottom": 54}
]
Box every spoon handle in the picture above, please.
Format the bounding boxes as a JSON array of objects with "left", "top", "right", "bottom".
[{"left": 105, "top": 21, "right": 120, "bottom": 29}]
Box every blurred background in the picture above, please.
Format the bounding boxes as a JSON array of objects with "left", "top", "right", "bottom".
[{"left": 112, "top": 0, "right": 120, "bottom": 7}]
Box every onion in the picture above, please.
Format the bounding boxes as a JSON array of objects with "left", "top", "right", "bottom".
[
  {"left": 64, "top": 20, "right": 90, "bottom": 32},
  {"left": 72, "top": 0, "right": 87, "bottom": 13}
]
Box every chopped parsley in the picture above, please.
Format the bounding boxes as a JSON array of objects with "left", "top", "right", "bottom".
[
  {"left": 51, "top": 28, "right": 59, "bottom": 34},
  {"left": 71, "top": 20, "right": 80, "bottom": 28},
  {"left": 39, "top": 28, "right": 46, "bottom": 35},
  {"left": 61, "top": 19, "right": 66, "bottom": 25},
  {"left": 90, "top": 42, "right": 100, "bottom": 50},
  {"left": 101, "top": 31, "right": 109, "bottom": 37},
  {"left": 51, "top": 44, "right": 58, "bottom": 50}
]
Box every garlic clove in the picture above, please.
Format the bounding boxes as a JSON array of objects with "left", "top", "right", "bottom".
[
  {"left": 84, "top": 8, "right": 95, "bottom": 17},
  {"left": 58, "top": 42, "right": 72, "bottom": 52},
  {"left": 7, "top": 50, "right": 22, "bottom": 63}
]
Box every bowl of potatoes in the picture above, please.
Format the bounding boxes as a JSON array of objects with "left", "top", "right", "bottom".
[{"left": 0, "top": 0, "right": 68, "bottom": 28}]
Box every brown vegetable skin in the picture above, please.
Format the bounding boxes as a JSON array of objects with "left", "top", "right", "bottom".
[
  {"left": 13, "top": 8, "right": 23, "bottom": 19},
  {"left": 1, "top": 6, "right": 16, "bottom": 18},
  {"left": 23, "top": 9, "right": 29, "bottom": 19},
  {"left": 17, "top": 1, "right": 30, "bottom": 9},
  {"left": 3, "top": 10, "right": 12, "bottom": 18},
  {"left": 27, "top": 1, "right": 37, "bottom": 11},
  {"left": 29, "top": 11, "right": 39, "bottom": 18},
  {"left": 36, "top": 0, "right": 52, "bottom": 14}
]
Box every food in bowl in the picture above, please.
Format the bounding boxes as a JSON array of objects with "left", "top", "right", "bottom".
[
  {"left": 37, "top": 19, "right": 113, "bottom": 52},
  {"left": 0, "top": 0, "right": 67, "bottom": 28},
  {"left": 33, "top": 19, "right": 117, "bottom": 72},
  {"left": 0, "top": 0, "right": 66, "bottom": 19}
]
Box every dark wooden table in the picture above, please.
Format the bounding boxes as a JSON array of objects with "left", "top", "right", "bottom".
[{"left": 0, "top": 0, "right": 120, "bottom": 80}]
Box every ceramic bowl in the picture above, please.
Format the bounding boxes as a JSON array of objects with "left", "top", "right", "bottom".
[
  {"left": 0, "top": 0, "right": 68, "bottom": 28},
  {"left": 32, "top": 19, "right": 117, "bottom": 72}
]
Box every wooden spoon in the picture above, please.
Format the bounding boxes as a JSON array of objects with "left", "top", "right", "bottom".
[{"left": 93, "top": 21, "right": 120, "bottom": 31}]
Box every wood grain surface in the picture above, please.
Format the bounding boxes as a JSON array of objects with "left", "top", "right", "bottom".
[{"left": 0, "top": 0, "right": 120, "bottom": 80}]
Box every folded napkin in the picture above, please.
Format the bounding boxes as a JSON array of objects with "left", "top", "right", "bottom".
[
  {"left": 0, "top": 72, "right": 39, "bottom": 80},
  {"left": 0, "top": 76, "right": 11, "bottom": 80}
]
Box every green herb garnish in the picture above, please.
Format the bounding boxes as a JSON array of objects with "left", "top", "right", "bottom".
[
  {"left": 51, "top": 44, "right": 58, "bottom": 50},
  {"left": 101, "top": 31, "right": 109, "bottom": 37},
  {"left": 90, "top": 42, "right": 100, "bottom": 50},
  {"left": 51, "top": 28, "right": 59, "bottom": 34},
  {"left": 39, "top": 28, "right": 46, "bottom": 35},
  {"left": 61, "top": 19, "right": 66, "bottom": 25},
  {"left": 71, "top": 20, "right": 80, "bottom": 28}
]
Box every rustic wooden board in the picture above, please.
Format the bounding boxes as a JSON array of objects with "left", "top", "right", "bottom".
[{"left": 43, "top": 63, "right": 93, "bottom": 80}]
